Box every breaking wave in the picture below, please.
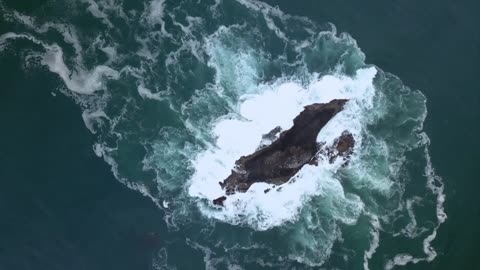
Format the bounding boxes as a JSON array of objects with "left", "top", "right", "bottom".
[{"left": 0, "top": 0, "right": 445, "bottom": 268}]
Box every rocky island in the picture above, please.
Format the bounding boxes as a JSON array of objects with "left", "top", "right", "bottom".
[{"left": 213, "top": 99, "right": 355, "bottom": 206}]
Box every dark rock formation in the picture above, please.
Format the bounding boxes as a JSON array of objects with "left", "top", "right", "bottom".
[
  {"left": 212, "top": 99, "right": 355, "bottom": 206},
  {"left": 213, "top": 196, "right": 227, "bottom": 207},
  {"left": 258, "top": 126, "right": 282, "bottom": 150},
  {"left": 318, "top": 131, "right": 355, "bottom": 165}
]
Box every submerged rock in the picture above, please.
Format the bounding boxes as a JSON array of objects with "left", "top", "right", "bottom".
[{"left": 213, "top": 99, "right": 354, "bottom": 206}]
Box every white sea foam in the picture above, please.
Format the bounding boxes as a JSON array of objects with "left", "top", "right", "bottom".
[
  {"left": 11, "top": 11, "right": 84, "bottom": 60},
  {"left": 83, "top": 0, "right": 114, "bottom": 28},
  {"left": 152, "top": 248, "right": 177, "bottom": 270},
  {"left": 188, "top": 67, "right": 377, "bottom": 230},
  {"left": 94, "top": 142, "right": 163, "bottom": 208},
  {"left": 395, "top": 197, "right": 429, "bottom": 238},
  {"left": 363, "top": 214, "right": 381, "bottom": 270},
  {"left": 0, "top": 32, "right": 119, "bottom": 94},
  {"left": 146, "top": 0, "right": 166, "bottom": 26},
  {"left": 142, "top": 0, "right": 170, "bottom": 38},
  {"left": 186, "top": 239, "right": 221, "bottom": 270},
  {"left": 82, "top": 110, "right": 110, "bottom": 133},
  {"left": 138, "top": 84, "right": 166, "bottom": 101},
  {"left": 384, "top": 146, "right": 446, "bottom": 269},
  {"left": 41, "top": 45, "right": 119, "bottom": 94}
]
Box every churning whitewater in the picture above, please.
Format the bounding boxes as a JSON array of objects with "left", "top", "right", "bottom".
[
  {"left": 189, "top": 67, "right": 376, "bottom": 230},
  {"left": 0, "top": 0, "right": 445, "bottom": 269}
]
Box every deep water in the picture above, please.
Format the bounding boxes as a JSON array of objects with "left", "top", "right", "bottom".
[{"left": 0, "top": 0, "right": 479, "bottom": 270}]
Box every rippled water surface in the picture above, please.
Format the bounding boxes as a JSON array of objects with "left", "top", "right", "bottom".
[{"left": 1, "top": 0, "right": 479, "bottom": 269}]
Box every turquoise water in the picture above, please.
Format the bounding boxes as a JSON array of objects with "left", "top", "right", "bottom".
[{"left": 0, "top": 0, "right": 478, "bottom": 269}]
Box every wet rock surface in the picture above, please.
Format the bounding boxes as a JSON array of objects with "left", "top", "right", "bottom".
[{"left": 213, "top": 99, "right": 355, "bottom": 206}]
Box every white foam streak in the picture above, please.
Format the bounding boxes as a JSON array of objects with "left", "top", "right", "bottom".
[
  {"left": 363, "top": 214, "right": 381, "bottom": 270},
  {"left": 395, "top": 197, "right": 430, "bottom": 238},
  {"left": 42, "top": 45, "right": 119, "bottom": 94},
  {"left": 0, "top": 32, "right": 119, "bottom": 94},
  {"left": 94, "top": 143, "right": 163, "bottom": 208},
  {"left": 422, "top": 146, "right": 446, "bottom": 260},
  {"left": 0, "top": 32, "right": 40, "bottom": 48},
  {"left": 138, "top": 85, "right": 166, "bottom": 101},
  {"left": 12, "top": 11, "right": 84, "bottom": 59},
  {"left": 186, "top": 239, "right": 220, "bottom": 270},
  {"left": 146, "top": 0, "right": 166, "bottom": 26},
  {"left": 235, "top": 0, "right": 288, "bottom": 41},
  {"left": 83, "top": 0, "right": 114, "bottom": 28},
  {"left": 142, "top": 0, "right": 171, "bottom": 37},
  {"left": 82, "top": 110, "right": 110, "bottom": 133},
  {"left": 384, "top": 146, "right": 446, "bottom": 269}
]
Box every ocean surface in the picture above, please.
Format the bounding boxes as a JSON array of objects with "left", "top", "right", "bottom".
[{"left": 0, "top": 0, "right": 478, "bottom": 270}]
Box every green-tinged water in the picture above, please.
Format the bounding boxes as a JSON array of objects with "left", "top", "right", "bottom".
[{"left": 0, "top": 0, "right": 478, "bottom": 269}]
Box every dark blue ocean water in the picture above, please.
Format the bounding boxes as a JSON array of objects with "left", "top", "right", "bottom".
[{"left": 0, "top": 0, "right": 479, "bottom": 269}]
